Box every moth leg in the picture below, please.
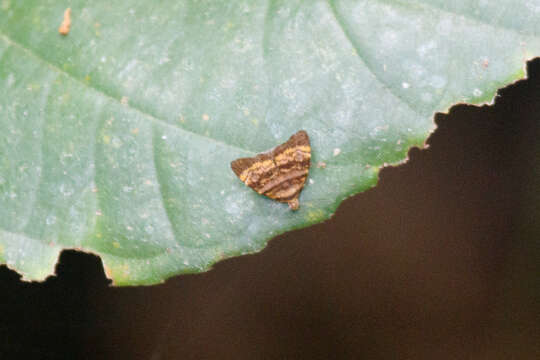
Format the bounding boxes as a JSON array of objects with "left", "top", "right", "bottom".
[{"left": 287, "top": 198, "right": 299, "bottom": 211}]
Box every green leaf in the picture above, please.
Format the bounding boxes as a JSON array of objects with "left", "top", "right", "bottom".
[{"left": 1, "top": 0, "right": 539, "bottom": 285}]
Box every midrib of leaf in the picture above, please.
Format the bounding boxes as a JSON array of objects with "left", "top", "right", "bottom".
[
  {"left": 5, "top": 0, "right": 528, "bottom": 160},
  {"left": 0, "top": 31, "right": 255, "bottom": 156}
]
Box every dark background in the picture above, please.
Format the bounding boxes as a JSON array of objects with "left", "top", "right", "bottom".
[{"left": 1, "top": 59, "right": 539, "bottom": 360}]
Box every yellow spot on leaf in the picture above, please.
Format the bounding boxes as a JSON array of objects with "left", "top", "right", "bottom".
[
  {"left": 306, "top": 209, "right": 325, "bottom": 222},
  {"left": 93, "top": 22, "right": 102, "bottom": 36},
  {"left": 58, "top": 93, "right": 71, "bottom": 103},
  {"left": 103, "top": 264, "right": 112, "bottom": 278},
  {"left": 106, "top": 263, "right": 131, "bottom": 283},
  {"left": 112, "top": 241, "right": 121, "bottom": 249},
  {"left": 102, "top": 135, "right": 111, "bottom": 144},
  {"left": 121, "top": 264, "right": 129, "bottom": 272},
  {"left": 27, "top": 83, "right": 40, "bottom": 91}
]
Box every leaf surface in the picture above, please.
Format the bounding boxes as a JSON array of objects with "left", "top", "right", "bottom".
[{"left": 1, "top": 0, "right": 539, "bottom": 284}]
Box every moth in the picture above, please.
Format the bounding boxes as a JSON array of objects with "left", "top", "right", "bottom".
[{"left": 231, "top": 130, "right": 311, "bottom": 210}]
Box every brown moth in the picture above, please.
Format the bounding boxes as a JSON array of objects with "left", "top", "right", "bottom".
[{"left": 231, "top": 130, "right": 311, "bottom": 210}]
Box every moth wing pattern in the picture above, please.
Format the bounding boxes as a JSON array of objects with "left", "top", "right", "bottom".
[{"left": 230, "top": 130, "right": 311, "bottom": 210}]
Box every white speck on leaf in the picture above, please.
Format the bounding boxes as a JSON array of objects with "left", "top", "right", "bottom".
[
  {"left": 333, "top": 148, "right": 341, "bottom": 157},
  {"left": 59, "top": 183, "right": 74, "bottom": 197},
  {"left": 380, "top": 30, "right": 398, "bottom": 47},
  {"left": 421, "top": 93, "right": 433, "bottom": 102},
  {"left": 158, "top": 57, "right": 171, "bottom": 65},
  {"left": 7, "top": 73, "right": 15, "bottom": 87},
  {"left": 145, "top": 225, "right": 154, "bottom": 234},
  {"left": 225, "top": 193, "right": 252, "bottom": 218},
  {"left": 416, "top": 40, "right": 438, "bottom": 58},
  {"left": 111, "top": 137, "right": 122, "bottom": 148},
  {"left": 428, "top": 75, "right": 447, "bottom": 89}
]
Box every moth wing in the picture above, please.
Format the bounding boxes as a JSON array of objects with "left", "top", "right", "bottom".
[{"left": 230, "top": 130, "right": 311, "bottom": 209}]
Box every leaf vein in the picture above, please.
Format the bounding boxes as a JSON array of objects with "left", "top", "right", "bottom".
[
  {"left": 325, "top": 0, "right": 425, "bottom": 117},
  {"left": 0, "top": 32, "right": 255, "bottom": 156},
  {"left": 150, "top": 124, "right": 178, "bottom": 244},
  {"left": 404, "top": 0, "right": 540, "bottom": 39}
]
